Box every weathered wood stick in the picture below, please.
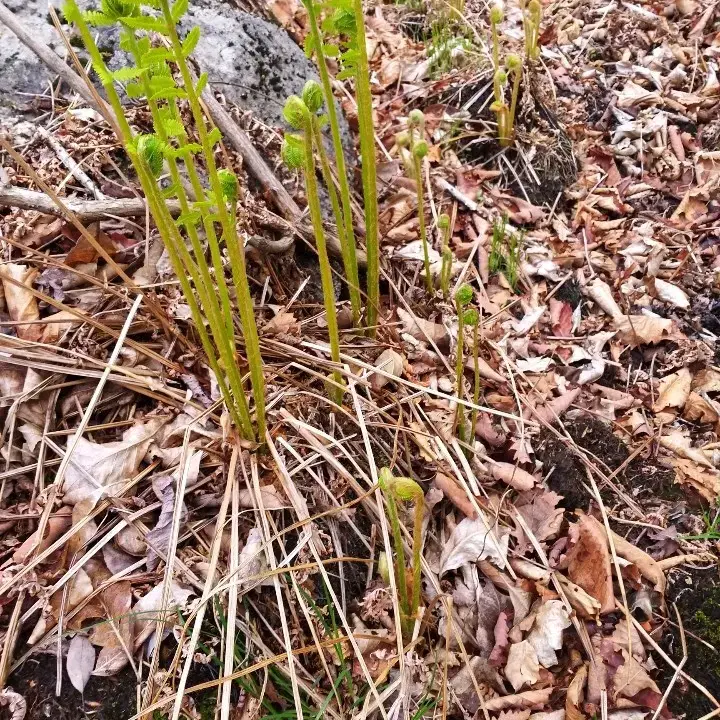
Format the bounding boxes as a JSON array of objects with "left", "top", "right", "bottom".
[{"left": 0, "top": 184, "right": 179, "bottom": 221}]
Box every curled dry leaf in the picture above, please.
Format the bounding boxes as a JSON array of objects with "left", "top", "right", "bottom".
[
  {"left": 465, "top": 355, "right": 506, "bottom": 383},
  {"left": 660, "top": 431, "right": 713, "bottom": 467},
  {"left": 505, "top": 640, "right": 541, "bottom": 692},
  {"left": 484, "top": 688, "right": 553, "bottom": 712},
  {"left": 683, "top": 392, "right": 719, "bottom": 424},
  {"left": 585, "top": 278, "right": 622, "bottom": 319},
  {"left": 146, "top": 474, "right": 187, "bottom": 571},
  {"left": 565, "top": 664, "right": 588, "bottom": 720},
  {"left": 549, "top": 298, "right": 573, "bottom": 336},
  {"left": 586, "top": 515, "right": 666, "bottom": 594},
  {"left": 237, "top": 484, "right": 288, "bottom": 509},
  {"left": 13, "top": 507, "right": 72, "bottom": 563},
  {"left": 525, "top": 387, "right": 581, "bottom": 425},
  {"left": 564, "top": 514, "right": 615, "bottom": 615},
  {"left": 653, "top": 367, "right": 691, "bottom": 412},
  {"left": 66, "top": 634, "right": 96, "bottom": 692},
  {"left": 132, "top": 581, "right": 193, "bottom": 649},
  {"left": 0, "top": 689, "right": 27, "bottom": 720},
  {"left": 397, "top": 307, "right": 449, "bottom": 347},
  {"left": 673, "top": 457, "right": 720, "bottom": 503},
  {"left": 439, "top": 513, "right": 509, "bottom": 574},
  {"left": 0, "top": 263, "right": 41, "bottom": 341},
  {"left": 369, "top": 348, "right": 404, "bottom": 390},
  {"left": 649, "top": 277, "right": 689, "bottom": 308},
  {"left": 490, "top": 462, "right": 536, "bottom": 491}
]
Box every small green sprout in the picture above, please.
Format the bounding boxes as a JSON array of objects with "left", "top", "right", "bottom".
[
  {"left": 281, "top": 134, "right": 305, "bottom": 168},
  {"left": 489, "top": 214, "right": 522, "bottom": 291},
  {"left": 283, "top": 95, "right": 308, "bottom": 129},
  {"left": 379, "top": 467, "right": 425, "bottom": 642},
  {"left": 301, "top": 79, "right": 324, "bottom": 113},
  {"left": 217, "top": 169, "right": 239, "bottom": 205},
  {"left": 408, "top": 109, "right": 425, "bottom": 129}
]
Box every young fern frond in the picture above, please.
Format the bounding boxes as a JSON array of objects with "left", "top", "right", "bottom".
[
  {"left": 408, "top": 110, "right": 432, "bottom": 294},
  {"left": 303, "top": 0, "right": 361, "bottom": 326},
  {"left": 283, "top": 96, "right": 345, "bottom": 405},
  {"left": 157, "top": 0, "right": 267, "bottom": 439},
  {"left": 65, "top": 0, "right": 265, "bottom": 441},
  {"left": 378, "top": 467, "right": 425, "bottom": 642}
]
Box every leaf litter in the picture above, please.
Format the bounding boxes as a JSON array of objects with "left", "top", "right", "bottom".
[{"left": 1, "top": 0, "right": 720, "bottom": 717}]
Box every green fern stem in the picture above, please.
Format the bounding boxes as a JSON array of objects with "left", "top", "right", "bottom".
[
  {"left": 159, "top": 0, "right": 266, "bottom": 440},
  {"left": 383, "top": 486, "right": 410, "bottom": 631},
  {"left": 352, "top": 0, "right": 380, "bottom": 335},
  {"left": 409, "top": 492, "right": 424, "bottom": 627},
  {"left": 470, "top": 322, "right": 480, "bottom": 437},
  {"left": 304, "top": 0, "right": 361, "bottom": 326},
  {"left": 311, "top": 117, "right": 362, "bottom": 318},
  {"left": 455, "top": 302, "right": 467, "bottom": 444},
  {"left": 132, "top": 154, "right": 250, "bottom": 435},
  {"left": 303, "top": 120, "right": 345, "bottom": 405}
]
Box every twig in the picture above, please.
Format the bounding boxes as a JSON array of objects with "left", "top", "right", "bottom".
[
  {"left": 0, "top": 184, "right": 180, "bottom": 220},
  {"left": 35, "top": 125, "right": 106, "bottom": 200},
  {"left": 436, "top": 177, "right": 478, "bottom": 212}
]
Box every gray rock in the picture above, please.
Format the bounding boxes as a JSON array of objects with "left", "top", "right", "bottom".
[
  {"left": 0, "top": 0, "right": 352, "bottom": 154},
  {"left": 0, "top": 0, "right": 63, "bottom": 114}
]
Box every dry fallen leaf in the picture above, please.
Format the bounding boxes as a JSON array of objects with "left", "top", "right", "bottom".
[
  {"left": 397, "top": 307, "right": 449, "bottom": 347},
  {"left": 649, "top": 277, "right": 689, "bottom": 309},
  {"left": 612, "top": 650, "right": 660, "bottom": 701},
  {"left": 67, "top": 634, "right": 96, "bottom": 692},
  {"left": 61, "top": 417, "right": 166, "bottom": 506},
  {"left": 613, "top": 314, "right": 674, "bottom": 346},
  {"left": 490, "top": 462, "right": 537, "bottom": 492},
  {"left": 564, "top": 515, "right": 614, "bottom": 615},
  {"left": 527, "top": 600, "right": 571, "bottom": 667},
  {"left": 505, "top": 640, "right": 541, "bottom": 691},
  {"left": 262, "top": 309, "right": 300, "bottom": 336},
  {"left": 0, "top": 263, "right": 41, "bottom": 341},
  {"left": 683, "top": 392, "right": 720, "bottom": 424},
  {"left": 439, "top": 513, "right": 509, "bottom": 574},
  {"left": 515, "top": 489, "right": 564, "bottom": 547},
  {"left": 132, "top": 581, "right": 193, "bottom": 649},
  {"left": 673, "top": 457, "right": 720, "bottom": 503},
  {"left": 653, "top": 367, "right": 692, "bottom": 413},
  {"left": 369, "top": 348, "right": 404, "bottom": 390}
]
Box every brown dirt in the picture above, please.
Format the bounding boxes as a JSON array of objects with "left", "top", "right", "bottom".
[
  {"left": 536, "top": 416, "right": 679, "bottom": 511},
  {"left": 5, "top": 654, "right": 138, "bottom": 720}
]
